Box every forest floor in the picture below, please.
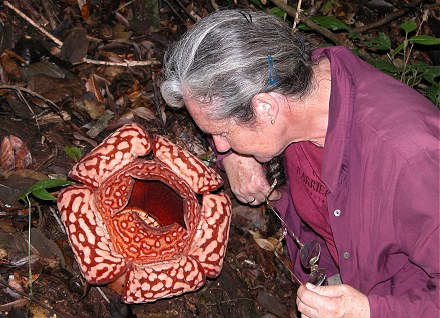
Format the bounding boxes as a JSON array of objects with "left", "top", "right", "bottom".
[{"left": 0, "top": 0, "right": 438, "bottom": 317}]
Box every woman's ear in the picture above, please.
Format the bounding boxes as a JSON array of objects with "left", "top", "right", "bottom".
[{"left": 251, "top": 93, "right": 279, "bottom": 123}]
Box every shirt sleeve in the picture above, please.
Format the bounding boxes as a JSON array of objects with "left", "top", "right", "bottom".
[{"left": 367, "top": 150, "right": 440, "bottom": 317}]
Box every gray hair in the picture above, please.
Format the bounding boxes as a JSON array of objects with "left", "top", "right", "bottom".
[{"left": 160, "top": 9, "right": 314, "bottom": 125}]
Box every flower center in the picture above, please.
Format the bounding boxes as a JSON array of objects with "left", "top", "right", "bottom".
[{"left": 126, "top": 179, "right": 186, "bottom": 229}]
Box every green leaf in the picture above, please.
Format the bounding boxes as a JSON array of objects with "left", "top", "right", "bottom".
[
  {"left": 406, "top": 61, "right": 430, "bottom": 73},
  {"left": 392, "top": 42, "right": 406, "bottom": 57},
  {"left": 270, "top": 7, "right": 287, "bottom": 18},
  {"left": 426, "top": 84, "right": 440, "bottom": 107},
  {"left": 309, "top": 16, "right": 349, "bottom": 31},
  {"left": 25, "top": 179, "right": 73, "bottom": 194},
  {"left": 31, "top": 189, "right": 57, "bottom": 201},
  {"left": 64, "top": 146, "right": 82, "bottom": 162},
  {"left": 421, "top": 66, "right": 440, "bottom": 85},
  {"left": 364, "top": 32, "right": 392, "bottom": 51},
  {"left": 298, "top": 23, "right": 312, "bottom": 31},
  {"left": 408, "top": 35, "right": 440, "bottom": 46},
  {"left": 400, "top": 20, "right": 418, "bottom": 34},
  {"left": 19, "top": 178, "right": 73, "bottom": 203},
  {"left": 369, "top": 60, "right": 400, "bottom": 76}
]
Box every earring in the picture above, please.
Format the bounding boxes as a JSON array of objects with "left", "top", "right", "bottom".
[{"left": 270, "top": 116, "right": 275, "bottom": 125}]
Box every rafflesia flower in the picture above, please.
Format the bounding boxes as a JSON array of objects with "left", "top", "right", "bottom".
[{"left": 57, "top": 123, "right": 231, "bottom": 303}]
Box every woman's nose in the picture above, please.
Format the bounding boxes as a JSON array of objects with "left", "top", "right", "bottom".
[{"left": 212, "top": 135, "right": 231, "bottom": 153}]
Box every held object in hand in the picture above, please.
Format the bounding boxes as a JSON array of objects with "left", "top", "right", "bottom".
[{"left": 266, "top": 179, "right": 326, "bottom": 286}]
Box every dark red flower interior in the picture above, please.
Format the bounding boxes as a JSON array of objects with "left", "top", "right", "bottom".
[{"left": 127, "top": 180, "right": 186, "bottom": 229}]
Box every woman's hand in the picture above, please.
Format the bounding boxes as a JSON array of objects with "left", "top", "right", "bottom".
[
  {"left": 222, "top": 153, "right": 281, "bottom": 205},
  {"left": 296, "top": 283, "right": 370, "bottom": 318}
]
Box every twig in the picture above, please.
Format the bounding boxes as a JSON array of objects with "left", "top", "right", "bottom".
[
  {"left": 204, "top": 297, "right": 254, "bottom": 306},
  {"left": 95, "top": 287, "right": 111, "bottom": 303},
  {"left": 351, "top": 0, "right": 425, "bottom": 34},
  {"left": 3, "top": 1, "right": 63, "bottom": 47},
  {"left": 292, "top": 0, "right": 302, "bottom": 31},
  {"left": 16, "top": 89, "right": 41, "bottom": 131},
  {"left": 402, "top": 8, "right": 429, "bottom": 83},
  {"left": 152, "top": 71, "right": 165, "bottom": 128},
  {"left": 78, "top": 57, "right": 161, "bottom": 66},
  {"left": 210, "top": 0, "right": 220, "bottom": 12},
  {"left": 49, "top": 207, "right": 66, "bottom": 235},
  {"left": 0, "top": 298, "right": 29, "bottom": 312},
  {"left": 117, "top": 0, "right": 136, "bottom": 12}
]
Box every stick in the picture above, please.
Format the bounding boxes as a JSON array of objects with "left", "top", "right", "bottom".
[{"left": 79, "top": 57, "right": 161, "bottom": 66}]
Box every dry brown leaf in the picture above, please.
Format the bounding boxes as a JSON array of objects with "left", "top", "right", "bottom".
[
  {"left": 0, "top": 52, "right": 22, "bottom": 83},
  {"left": 27, "top": 74, "right": 85, "bottom": 103},
  {"left": 257, "top": 290, "right": 289, "bottom": 318},
  {"left": 74, "top": 96, "right": 106, "bottom": 120},
  {"left": 85, "top": 73, "right": 109, "bottom": 103},
  {"left": 249, "top": 229, "right": 284, "bottom": 255},
  {"left": 0, "top": 135, "right": 32, "bottom": 171},
  {"left": 130, "top": 106, "right": 157, "bottom": 121},
  {"left": 60, "top": 27, "right": 89, "bottom": 63},
  {"left": 0, "top": 219, "right": 18, "bottom": 234},
  {"left": 254, "top": 238, "right": 277, "bottom": 252},
  {"left": 6, "top": 273, "right": 25, "bottom": 299},
  {"left": 78, "top": 0, "right": 89, "bottom": 21},
  {"left": 22, "top": 61, "right": 74, "bottom": 80}
]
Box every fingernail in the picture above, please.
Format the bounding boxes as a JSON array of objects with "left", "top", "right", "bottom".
[{"left": 306, "top": 283, "right": 316, "bottom": 289}]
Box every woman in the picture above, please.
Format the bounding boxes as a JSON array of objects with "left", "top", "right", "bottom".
[{"left": 160, "top": 9, "right": 439, "bottom": 317}]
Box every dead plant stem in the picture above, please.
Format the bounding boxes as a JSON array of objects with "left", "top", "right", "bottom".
[{"left": 292, "top": 0, "right": 302, "bottom": 31}]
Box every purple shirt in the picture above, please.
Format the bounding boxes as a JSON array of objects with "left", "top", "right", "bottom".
[{"left": 275, "top": 46, "right": 439, "bottom": 317}]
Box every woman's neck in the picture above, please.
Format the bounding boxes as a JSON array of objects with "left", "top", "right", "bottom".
[{"left": 285, "top": 57, "right": 331, "bottom": 147}]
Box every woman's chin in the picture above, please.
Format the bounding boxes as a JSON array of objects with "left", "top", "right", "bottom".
[{"left": 254, "top": 156, "right": 273, "bottom": 163}]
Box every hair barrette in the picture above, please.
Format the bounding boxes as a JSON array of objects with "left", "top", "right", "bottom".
[{"left": 267, "top": 55, "right": 278, "bottom": 85}]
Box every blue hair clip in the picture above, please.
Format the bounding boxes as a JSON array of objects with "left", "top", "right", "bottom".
[{"left": 268, "top": 55, "right": 278, "bottom": 85}]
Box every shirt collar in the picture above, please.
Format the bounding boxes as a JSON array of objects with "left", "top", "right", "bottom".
[{"left": 312, "top": 46, "right": 355, "bottom": 193}]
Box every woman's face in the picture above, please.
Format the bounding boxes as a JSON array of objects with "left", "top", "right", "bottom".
[{"left": 184, "top": 97, "right": 288, "bottom": 163}]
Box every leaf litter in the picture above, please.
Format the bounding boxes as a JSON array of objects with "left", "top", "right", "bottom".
[
  {"left": 0, "top": 0, "right": 299, "bottom": 317},
  {"left": 0, "top": 0, "right": 437, "bottom": 317}
]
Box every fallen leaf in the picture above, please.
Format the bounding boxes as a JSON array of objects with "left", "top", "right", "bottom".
[
  {"left": 60, "top": 27, "right": 89, "bottom": 63},
  {"left": 0, "top": 135, "right": 32, "bottom": 172},
  {"left": 257, "top": 290, "right": 289, "bottom": 317}
]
